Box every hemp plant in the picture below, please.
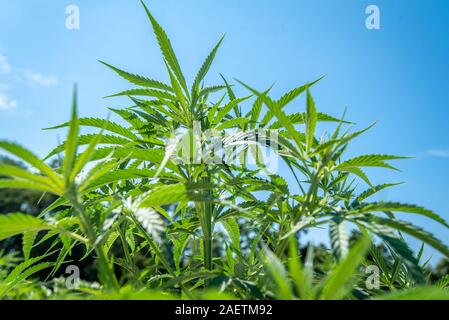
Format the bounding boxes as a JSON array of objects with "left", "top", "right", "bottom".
[{"left": 0, "top": 0, "right": 448, "bottom": 300}]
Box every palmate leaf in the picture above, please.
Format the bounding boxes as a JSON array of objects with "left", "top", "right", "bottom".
[
  {"left": 70, "top": 130, "right": 107, "bottom": 182},
  {"left": 108, "top": 107, "right": 146, "bottom": 128},
  {"left": 199, "top": 85, "right": 227, "bottom": 97},
  {"left": 88, "top": 146, "right": 177, "bottom": 172},
  {"left": 45, "top": 134, "right": 132, "bottom": 160},
  {"left": 213, "top": 96, "right": 252, "bottom": 125},
  {"left": 335, "top": 154, "right": 408, "bottom": 172},
  {"left": 164, "top": 60, "right": 188, "bottom": 112},
  {"left": 0, "top": 164, "right": 60, "bottom": 192},
  {"left": 44, "top": 117, "right": 138, "bottom": 141},
  {"left": 82, "top": 168, "right": 160, "bottom": 191},
  {"left": 354, "top": 183, "right": 402, "bottom": 204},
  {"left": 105, "top": 88, "right": 176, "bottom": 101},
  {"left": 338, "top": 166, "right": 372, "bottom": 187},
  {"left": 140, "top": 183, "right": 213, "bottom": 207},
  {"left": 312, "top": 122, "right": 377, "bottom": 156},
  {"left": 0, "top": 262, "right": 54, "bottom": 298},
  {"left": 370, "top": 217, "right": 449, "bottom": 259},
  {"left": 236, "top": 80, "right": 304, "bottom": 153},
  {"left": 260, "top": 77, "right": 323, "bottom": 126},
  {"left": 362, "top": 221, "right": 425, "bottom": 283},
  {"left": 0, "top": 213, "right": 52, "bottom": 241},
  {"left": 269, "top": 112, "right": 349, "bottom": 129},
  {"left": 216, "top": 118, "right": 249, "bottom": 130},
  {"left": 277, "top": 76, "right": 324, "bottom": 108},
  {"left": 192, "top": 35, "right": 225, "bottom": 97},
  {"left": 320, "top": 233, "right": 371, "bottom": 300},
  {"left": 220, "top": 74, "right": 240, "bottom": 116},
  {"left": 141, "top": 0, "right": 188, "bottom": 95},
  {"left": 99, "top": 61, "right": 172, "bottom": 91},
  {"left": 349, "top": 202, "right": 449, "bottom": 227},
  {"left": 0, "top": 141, "right": 62, "bottom": 188},
  {"left": 0, "top": 179, "right": 59, "bottom": 194}
]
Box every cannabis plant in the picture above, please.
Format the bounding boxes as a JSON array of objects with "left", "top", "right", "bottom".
[{"left": 0, "top": 0, "right": 448, "bottom": 300}]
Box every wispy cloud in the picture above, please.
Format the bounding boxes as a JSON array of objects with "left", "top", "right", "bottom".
[
  {"left": 0, "top": 54, "right": 11, "bottom": 74},
  {"left": 0, "top": 52, "right": 57, "bottom": 112},
  {"left": 0, "top": 92, "right": 17, "bottom": 111},
  {"left": 427, "top": 149, "right": 449, "bottom": 158},
  {"left": 25, "top": 72, "right": 57, "bottom": 86}
]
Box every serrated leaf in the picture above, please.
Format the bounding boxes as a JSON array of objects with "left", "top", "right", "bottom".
[
  {"left": 221, "top": 218, "right": 240, "bottom": 249},
  {"left": 45, "top": 118, "right": 138, "bottom": 141},
  {"left": 349, "top": 202, "right": 449, "bottom": 227},
  {"left": 141, "top": 0, "right": 188, "bottom": 95},
  {"left": 329, "top": 219, "right": 349, "bottom": 261},
  {"left": 0, "top": 213, "right": 52, "bottom": 241},
  {"left": 320, "top": 233, "right": 371, "bottom": 300},
  {"left": 22, "top": 231, "right": 38, "bottom": 260},
  {"left": 100, "top": 60, "right": 172, "bottom": 91}
]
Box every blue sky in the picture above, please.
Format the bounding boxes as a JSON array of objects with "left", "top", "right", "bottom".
[{"left": 1, "top": 1, "right": 449, "bottom": 262}]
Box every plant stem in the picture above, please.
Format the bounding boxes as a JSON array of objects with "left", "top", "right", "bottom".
[{"left": 71, "top": 196, "right": 119, "bottom": 291}]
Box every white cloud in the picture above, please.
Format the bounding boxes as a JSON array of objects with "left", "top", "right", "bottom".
[
  {"left": 0, "top": 54, "right": 11, "bottom": 74},
  {"left": 427, "top": 149, "right": 449, "bottom": 158},
  {"left": 25, "top": 72, "right": 57, "bottom": 86},
  {"left": 0, "top": 92, "right": 17, "bottom": 111},
  {"left": 0, "top": 53, "right": 57, "bottom": 112}
]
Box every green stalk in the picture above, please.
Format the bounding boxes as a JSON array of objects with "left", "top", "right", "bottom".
[{"left": 70, "top": 196, "right": 119, "bottom": 291}]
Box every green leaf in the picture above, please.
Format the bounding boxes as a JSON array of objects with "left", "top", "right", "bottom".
[
  {"left": 0, "top": 179, "right": 58, "bottom": 194},
  {"left": 288, "top": 236, "right": 312, "bottom": 299},
  {"left": 45, "top": 134, "right": 132, "bottom": 160},
  {"left": 221, "top": 218, "right": 240, "bottom": 249},
  {"left": 22, "top": 231, "right": 38, "bottom": 260},
  {"left": 320, "top": 233, "right": 371, "bottom": 300},
  {"left": 375, "top": 287, "right": 449, "bottom": 300},
  {"left": 270, "top": 112, "right": 349, "bottom": 129},
  {"left": 63, "top": 86, "right": 79, "bottom": 184},
  {"left": 141, "top": 0, "right": 188, "bottom": 95},
  {"left": 305, "top": 89, "right": 317, "bottom": 154},
  {"left": 335, "top": 154, "right": 408, "bottom": 172},
  {"left": 0, "top": 213, "right": 52, "bottom": 241},
  {"left": 216, "top": 118, "right": 249, "bottom": 130},
  {"left": 354, "top": 183, "right": 402, "bottom": 203},
  {"left": 349, "top": 202, "right": 449, "bottom": 228},
  {"left": 338, "top": 167, "right": 372, "bottom": 187},
  {"left": 99, "top": 61, "right": 172, "bottom": 91},
  {"left": 192, "top": 35, "right": 225, "bottom": 96},
  {"left": 44, "top": 118, "right": 138, "bottom": 141},
  {"left": 236, "top": 80, "right": 304, "bottom": 153},
  {"left": 277, "top": 76, "right": 324, "bottom": 108},
  {"left": 82, "top": 168, "right": 157, "bottom": 191},
  {"left": 0, "top": 164, "right": 60, "bottom": 193},
  {"left": 371, "top": 217, "right": 449, "bottom": 258},
  {"left": 329, "top": 219, "right": 349, "bottom": 261},
  {"left": 105, "top": 88, "right": 176, "bottom": 101},
  {"left": 213, "top": 96, "right": 252, "bottom": 125},
  {"left": 262, "top": 246, "right": 293, "bottom": 300},
  {"left": 0, "top": 141, "right": 62, "bottom": 188}
]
